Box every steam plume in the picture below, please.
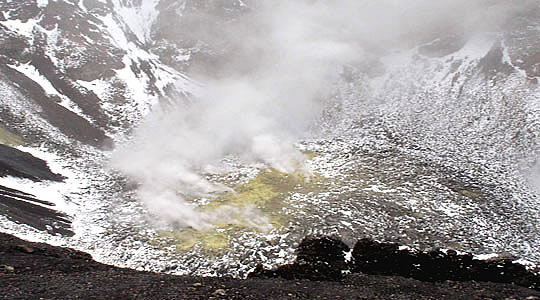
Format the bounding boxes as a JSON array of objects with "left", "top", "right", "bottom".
[{"left": 111, "top": 0, "right": 519, "bottom": 229}]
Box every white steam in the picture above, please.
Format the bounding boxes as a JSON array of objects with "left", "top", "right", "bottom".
[
  {"left": 111, "top": 0, "right": 518, "bottom": 229},
  {"left": 530, "top": 160, "right": 540, "bottom": 193}
]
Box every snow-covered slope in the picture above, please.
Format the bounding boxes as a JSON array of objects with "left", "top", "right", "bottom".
[
  {"left": 0, "top": 0, "right": 195, "bottom": 146},
  {"left": 0, "top": 0, "right": 196, "bottom": 269}
]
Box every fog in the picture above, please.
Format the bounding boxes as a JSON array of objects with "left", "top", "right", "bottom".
[{"left": 111, "top": 0, "right": 523, "bottom": 230}]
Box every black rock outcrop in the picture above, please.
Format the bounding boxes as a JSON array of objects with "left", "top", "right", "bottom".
[
  {"left": 0, "top": 144, "right": 72, "bottom": 236},
  {"left": 249, "top": 236, "right": 349, "bottom": 281},
  {"left": 0, "top": 144, "right": 64, "bottom": 182},
  {"left": 351, "top": 238, "right": 539, "bottom": 290},
  {"left": 250, "top": 236, "right": 540, "bottom": 290}
]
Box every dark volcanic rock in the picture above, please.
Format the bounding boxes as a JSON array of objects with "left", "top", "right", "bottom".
[
  {"left": 0, "top": 144, "right": 64, "bottom": 182},
  {"left": 0, "top": 144, "right": 72, "bottom": 235},
  {"left": 351, "top": 238, "right": 409, "bottom": 276},
  {"left": 351, "top": 238, "right": 540, "bottom": 290},
  {"left": 296, "top": 235, "right": 350, "bottom": 265},
  {"left": 478, "top": 41, "right": 516, "bottom": 79},
  {"left": 0, "top": 185, "right": 73, "bottom": 236},
  {"left": 250, "top": 236, "right": 350, "bottom": 281},
  {"left": 250, "top": 236, "right": 539, "bottom": 291}
]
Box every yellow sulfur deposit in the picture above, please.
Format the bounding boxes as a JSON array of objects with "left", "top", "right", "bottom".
[
  {"left": 155, "top": 164, "right": 324, "bottom": 253},
  {"left": 157, "top": 229, "right": 229, "bottom": 253},
  {"left": 0, "top": 126, "right": 23, "bottom": 146}
]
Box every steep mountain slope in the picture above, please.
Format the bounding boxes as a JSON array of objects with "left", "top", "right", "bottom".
[
  {"left": 0, "top": 0, "right": 196, "bottom": 268},
  {"left": 0, "top": 0, "right": 194, "bottom": 147}
]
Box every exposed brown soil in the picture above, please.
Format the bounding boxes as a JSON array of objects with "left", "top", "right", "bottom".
[{"left": 1, "top": 233, "right": 539, "bottom": 300}]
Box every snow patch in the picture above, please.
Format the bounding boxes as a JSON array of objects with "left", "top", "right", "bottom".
[
  {"left": 6, "top": 63, "right": 91, "bottom": 123},
  {"left": 513, "top": 258, "right": 537, "bottom": 269},
  {"left": 110, "top": 0, "right": 160, "bottom": 43},
  {"left": 363, "top": 184, "right": 397, "bottom": 194},
  {"left": 0, "top": 145, "right": 88, "bottom": 216},
  {"left": 501, "top": 40, "right": 528, "bottom": 79},
  {"left": 76, "top": 79, "right": 111, "bottom": 100},
  {"left": 100, "top": 13, "right": 130, "bottom": 49},
  {"left": 445, "top": 34, "right": 495, "bottom": 61},
  {"left": 0, "top": 175, "right": 76, "bottom": 215},
  {"left": 344, "top": 249, "right": 353, "bottom": 262},
  {"left": 8, "top": 63, "right": 60, "bottom": 97},
  {"left": 436, "top": 202, "right": 462, "bottom": 217},
  {"left": 114, "top": 56, "right": 157, "bottom": 115},
  {"left": 473, "top": 253, "right": 499, "bottom": 260},
  {"left": 99, "top": 12, "right": 197, "bottom": 114},
  {"left": 1, "top": 18, "right": 38, "bottom": 40},
  {"left": 36, "top": 0, "right": 48, "bottom": 8}
]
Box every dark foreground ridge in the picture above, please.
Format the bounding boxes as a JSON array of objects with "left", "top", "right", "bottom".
[{"left": 1, "top": 233, "right": 539, "bottom": 300}]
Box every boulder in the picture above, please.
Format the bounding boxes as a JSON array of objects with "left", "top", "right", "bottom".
[
  {"left": 351, "top": 238, "right": 539, "bottom": 290},
  {"left": 249, "top": 236, "right": 349, "bottom": 281}
]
